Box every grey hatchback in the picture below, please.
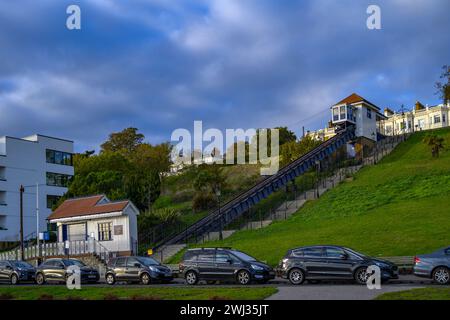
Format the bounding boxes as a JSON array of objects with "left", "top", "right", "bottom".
[
  {"left": 414, "top": 246, "right": 450, "bottom": 285},
  {"left": 105, "top": 256, "right": 173, "bottom": 285},
  {"left": 0, "top": 260, "right": 36, "bottom": 285}
]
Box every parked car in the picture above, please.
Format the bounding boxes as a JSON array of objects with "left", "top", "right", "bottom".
[
  {"left": 414, "top": 246, "right": 450, "bottom": 285},
  {"left": 278, "top": 245, "right": 399, "bottom": 285},
  {"left": 179, "top": 248, "right": 275, "bottom": 285},
  {"left": 0, "top": 260, "right": 36, "bottom": 285},
  {"left": 105, "top": 256, "right": 173, "bottom": 285},
  {"left": 35, "top": 258, "right": 99, "bottom": 285}
]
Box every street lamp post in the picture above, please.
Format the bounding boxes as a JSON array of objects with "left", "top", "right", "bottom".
[
  {"left": 216, "top": 188, "right": 222, "bottom": 241},
  {"left": 19, "top": 185, "right": 24, "bottom": 260}
]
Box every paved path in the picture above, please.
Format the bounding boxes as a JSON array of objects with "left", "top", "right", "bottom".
[{"left": 266, "top": 283, "right": 424, "bottom": 300}]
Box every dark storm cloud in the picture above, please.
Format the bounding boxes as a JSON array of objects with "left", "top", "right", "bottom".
[{"left": 0, "top": 0, "right": 449, "bottom": 151}]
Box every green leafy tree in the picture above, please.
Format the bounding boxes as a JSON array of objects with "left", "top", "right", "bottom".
[
  {"left": 423, "top": 134, "right": 445, "bottom": 158},
  {"left": 435, "top": 65, "right": 450, "bottom": 104},
  {"left": 100, "top": 127, "right": 145, "bottom": 156},
  {"left": 280, "top": 136, "right": 322, "bottom": 167}
]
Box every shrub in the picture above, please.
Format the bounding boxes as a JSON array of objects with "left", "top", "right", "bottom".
[
  {"left": 144, "top": 208, "right": 181, "bottom": 224},
  {"left": 192, "top": 193, "right": 217, "bottom": 212},
  {"left": 153, "top": 196, "right": 173, "bottom": 209}
]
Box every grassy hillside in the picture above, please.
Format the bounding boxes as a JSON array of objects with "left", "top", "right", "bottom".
[{"left": 178, "top": 128, "right": 450, "bottom": 266}]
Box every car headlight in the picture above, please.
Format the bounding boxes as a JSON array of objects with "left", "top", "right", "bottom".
[
  {"left": 148, "top": 266, "right": 159, "bottom": 272},
  {"left": 251, "top": 264, "right": 264, "bottom": 271}
]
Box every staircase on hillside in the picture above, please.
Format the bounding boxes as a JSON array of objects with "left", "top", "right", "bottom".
[
  {"left": 151, "top": 126, "right": 357, "bottom": 253},
  {"left": 152, "top": 131, "right": 410, "bottom": 262}
]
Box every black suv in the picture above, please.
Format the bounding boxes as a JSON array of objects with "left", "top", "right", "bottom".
[
  {"left": 0, "top": 260, "right": 36, "bottom": 285},
  {"left": 279, "top": 245, "right": 399, "bottom": 285},
  {"left": 179, "top": 248, "right": 275, "bottom": 285},
  {"left": 35, "top": 258, "right": 100, "bottom": 284},
  {"left": 105, "top": 256, "right": 173, "bottom": 285}
]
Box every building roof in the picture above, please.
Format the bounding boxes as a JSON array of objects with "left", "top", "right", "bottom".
[
  {"left": 333, "top": 93, "right": 380, "bottom": 110},
  {"left": 48, "top": 195, "right": 130, "bottom": 220}
]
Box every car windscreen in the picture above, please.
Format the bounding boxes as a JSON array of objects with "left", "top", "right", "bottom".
[
  {"left": 138, "top": 257, "right": 160, "bottom": 266},
  {"left": 343, "top": 247, "right": 367, "bottom": 259},
  {"left": 12, "top": 261, "right": 33, "bottom": 268},
  {"left": 230, "top": 250, "right": 257, "bottom": 262},
  {"left": 64, "top": 259, "right": 86, "bottom": 267}
]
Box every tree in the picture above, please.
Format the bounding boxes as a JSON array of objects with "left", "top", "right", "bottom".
[
  {"left": 423, "top": 134, "right": 445, "bottom": 158},
  {"left": 62, "top": 128, "right": 173, "bottom": 212},
  {"left": 100, "top": 127, "right": 145, "bottom": 156},
  {"left": 279, "top": 136, "right": 322, "bottom": 167},
  {"left": 435, "top": 65, "right": 450, "bottom": 104},
  {"left": 192, "top": 164, "right": 226, "bottom": 211}
]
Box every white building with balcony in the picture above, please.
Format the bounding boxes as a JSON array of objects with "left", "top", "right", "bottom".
[
  {"left": 0, "top": 134, "right": 74, "bottom": 243},
  {"left": 381, "top": 101, "right": 450, "bottom": 135}
]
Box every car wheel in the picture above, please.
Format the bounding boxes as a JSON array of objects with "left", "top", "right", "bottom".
[
  {"left": 105, "top": 273, "right": 116, "bottom": 285},
  {"left": 10, "top": 274, "right": 19, "bottom": 285},
  {"left": 140, "top": 273, "right": 151, "bottom": 285},
  {"left": 288, "top": 268, "right": 305, "bottom": 285},
  {"left": 36, "top": 273, "right": 46, "bottom": 285},
  {"left": 236, "top": 270, "right": 251, "bottom": 285},
  {"left": 354, "top": 267, "right": 369, "bottom": 285},
  {"left": 432, "top": 267, "right": 450, "bottom": 285},
  {"left": 185, "top": 271, "right": 198, "bottom": 285}
]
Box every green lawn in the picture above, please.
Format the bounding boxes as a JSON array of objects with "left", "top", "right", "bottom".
[
  {"left": 376, "top": 287, "right": 450, "bottom": 300},
  {"left": 0, "top": 286, "right": 277, "bottom": 300},
  {"left": 171, "top": 128, "right": 450, "bottom": 266}
]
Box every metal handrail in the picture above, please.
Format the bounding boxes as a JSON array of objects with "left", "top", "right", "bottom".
[{"left": 154, "top": 126, "right": 355, "bottom": 248}]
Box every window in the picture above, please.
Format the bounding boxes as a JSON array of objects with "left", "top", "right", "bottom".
[
  {"left": 332, "top": 107, "right": 339, "bottom": 121},
  {"left": 126, "top": 257, "right": 140, "bottom": 267},
  {"left": 197, "top": 250, "right": 215, "bottom": 261},
  {"left": 46, "top": 149, "right": 73, "bottom": 166},
  {"left": 46, "top": 172, "right": 72, "bottom": 187},
  {"left": 443, "top": 114, "right": 446, "bottom": 123},
  {"left": 434, "top": 115, "right": 441, "bottom": 124},
  {"left": 47, "top": 195, "right": 61, "bottom": 209},
  {"left": 98, "top": 222, "right": 112, "bottom": 241},
  {"left": 303, "top": 247, "right": 324, "bottom": 258},
  {"left": 418, "top": 119, "right": 425, "bottom": 128},
  {"left": 115, "top": 257, "right": 127, "bottom": 267},
  {"left": 325, "top": 247, "right": 345, "bottom": 258},
  {"left": 292, "top": 249, "right": 304, "bottom": 257},
  {"left": 215, "top": 252, "right": 232, "bottom": 263},
  {"left": 340, "top": 106, "right": 346, "bottom": 120},
  {"left": 367, "top": 109, "right": 372, "bottom": 119},
  {"left": 183, "top": 251, "right": 198, "bottom": 261}
]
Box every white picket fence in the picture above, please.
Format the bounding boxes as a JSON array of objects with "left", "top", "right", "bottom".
[{"left": 0, "top": 238, "right": 113, "bottom": 262}]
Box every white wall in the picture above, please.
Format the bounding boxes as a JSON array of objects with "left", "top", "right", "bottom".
[
  {"left": 355, "top": 104, "right": 378, "bottom": 141},
  {"left": 0, "top": 135, "right": 73, "bottom": 241}
]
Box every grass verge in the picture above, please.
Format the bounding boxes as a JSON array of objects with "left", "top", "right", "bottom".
[
  {"left": 375, "top": 287, "right": 450, "bottom": 300},
  {"left": 0, "top": 286, "right": 277, "bottom": 300}
]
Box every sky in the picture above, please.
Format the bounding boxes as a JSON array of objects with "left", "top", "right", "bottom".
[{"left": 0, "top": 0, "right": 449, "bottom": 153}]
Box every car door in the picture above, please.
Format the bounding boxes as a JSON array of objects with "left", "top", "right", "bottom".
[
  {"left": 324, "top": 247, "right": 355, "bottom": 278},
  {"left": 302, "top": 247, "right": 328, "bottom": 277},
  {"left": 43, "top": 260, "right": 64, "bottom": 281},
  {"left": 214, "top": 251, "right": 237, "bottom": 280},
  {"left": 113, "top": 257, "right": 127, "bottom": 281},
  {"left": 196, "top": 250, "right": 216, "bottom": 279},
  {"left": 125, "top": 257, "right": 141, "bottom": 281},
  {"left": 53, "top": 260, "right": 67, "bottom": 281}
]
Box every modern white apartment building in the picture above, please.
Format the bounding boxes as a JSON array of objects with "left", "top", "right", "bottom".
[
  {"left": 0, "top": 134, "right": 74, "bottom": 242},
  {"left": 381, "top": 101, "right": 450, "bottom": 135}
]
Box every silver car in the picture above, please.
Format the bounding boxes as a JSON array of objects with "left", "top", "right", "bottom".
[{"left": 414, "top": 247, "right": 450, "bottom": 284}]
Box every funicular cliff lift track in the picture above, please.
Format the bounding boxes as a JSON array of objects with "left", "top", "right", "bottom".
[{"left": 155, "top": 125, "right": 356, "bottom": 249}]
